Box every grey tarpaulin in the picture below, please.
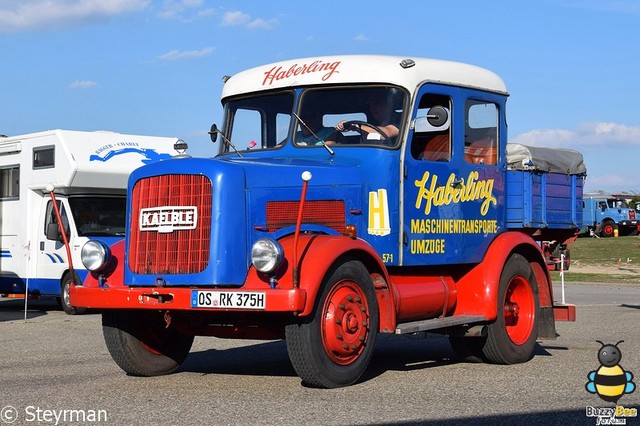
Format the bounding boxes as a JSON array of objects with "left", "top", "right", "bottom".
[{"left": 506, "top": 143, "right": 587, "bottom": 175}]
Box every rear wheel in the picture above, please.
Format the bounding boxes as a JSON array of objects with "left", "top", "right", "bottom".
[
  {"left": 102, "top": 310, "right": 194, "bottom": 376},
  {"left": 285, "top": 260, "right": 379, "bottom": 388},
  {"left": 483, "top": 253, "right": 539, "bottom": 364},
  {"left": 449, "top": 254, "right": 539, "bottom": 364}
]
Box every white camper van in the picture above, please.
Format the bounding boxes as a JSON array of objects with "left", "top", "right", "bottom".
[{"left": 0, "top": 129, "right": 179, "bottom": 313}]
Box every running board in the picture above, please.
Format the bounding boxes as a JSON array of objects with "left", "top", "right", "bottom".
[{"left": 395, "top": 315, "right": 486, "bottom": 335}]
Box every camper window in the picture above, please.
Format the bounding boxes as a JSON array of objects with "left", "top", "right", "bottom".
[
  {"left": 0, "top": 165, "right": 19, "bottom": 199},
  {"left": 33, "top": 146, "right": 55, "bottom": 169}
]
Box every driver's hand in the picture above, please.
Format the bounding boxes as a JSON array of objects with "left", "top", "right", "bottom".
[{"left": 336, "top": 120, "right": 352, "bottom": 131}]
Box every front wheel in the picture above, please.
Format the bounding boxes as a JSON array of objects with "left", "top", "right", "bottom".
[
  {"left": 102, "top": 310, "right": 194, "bottom": 376},
  {"left": 60, "top": 272, "right": 85, "bottom": 315},
  {"left": 600, "top": 220, "right": 616, "bottom": 238},
  {"left": 285, "top": 260, "right": 379, "bottom": 388}
]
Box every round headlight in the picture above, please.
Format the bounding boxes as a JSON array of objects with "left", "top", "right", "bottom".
[
  {"left": 251, "top": 238, "right": 284, "bottom": 273},
  {"left": 81, "top": 240, "right": 110, "bottom": 272}
]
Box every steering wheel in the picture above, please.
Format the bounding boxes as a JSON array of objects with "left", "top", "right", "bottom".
[{"left": 341, "top": 120, "right": 392, "bottom": 144}]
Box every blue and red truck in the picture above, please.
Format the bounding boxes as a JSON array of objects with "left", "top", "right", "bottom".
[{"left": 70, "top": 55, "right": 585, "bottom": 388}]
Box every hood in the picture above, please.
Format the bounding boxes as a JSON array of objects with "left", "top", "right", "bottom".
[{"left": 124, "top": 154, "right": 368, "bottom": 287}]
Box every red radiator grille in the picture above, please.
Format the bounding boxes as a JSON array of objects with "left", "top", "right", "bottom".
[
  {"left": 129, "top": 175, "right": 212, "bottom": 274},
  {"left": 266, "top": 200, "right": 346, "bottom": 233}
]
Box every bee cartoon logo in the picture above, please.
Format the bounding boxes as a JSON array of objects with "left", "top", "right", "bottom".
[{"left": 586, "top": 340, "right": 636, "bottom": 403}]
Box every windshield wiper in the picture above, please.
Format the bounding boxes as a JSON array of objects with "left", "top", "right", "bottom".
[
  {"left": 209, "top": 124, "right": 244, "bottom": 158},
  {"left": 292, "top": 111, "right": 334, "bottom": 156}
]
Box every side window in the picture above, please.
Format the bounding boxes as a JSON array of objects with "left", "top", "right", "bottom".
[
  {"left": 410, "top": 94, "right": 451, "bottom": 161},
  {"left": 0, "top": 165, "right": 19, "bottom": 199},
  {"left": 465, "top": 100, "right": 498, "bottom": 165},
  {"left": 44, "top": 200, "right": 69, "bottom": 240}
]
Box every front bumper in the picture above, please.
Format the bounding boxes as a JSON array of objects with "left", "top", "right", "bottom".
[
  {"left": 619, "top": 220, "right": 639, "bottom": 227},
  {"left": 69, "top": 284, "right": 307, "bottom": 313}
]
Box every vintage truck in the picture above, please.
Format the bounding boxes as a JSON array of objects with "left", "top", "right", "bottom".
[
  {"left": 582, "top": 193, "right": 639, "bottom": 237},
  {"left": 70, "top": 55, "right": 585, "bottom": 388}
]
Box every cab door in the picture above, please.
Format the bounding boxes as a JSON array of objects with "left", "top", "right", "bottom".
[
  {"left": 403, "top": 85, "right": 461, "bottom": 265},
  {"left": 453, "top": 93, "right": 505, "bottom": 262},
  {"left": 35, "top": 198, "right": 74, "bottom": 295},
  {"left": 402, "top": 85, "right": 505, "bottom": 265}
]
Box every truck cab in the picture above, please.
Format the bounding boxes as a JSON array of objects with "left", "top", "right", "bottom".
[{"left": 71, "top": 56, "right": 584, "bottom": 388}]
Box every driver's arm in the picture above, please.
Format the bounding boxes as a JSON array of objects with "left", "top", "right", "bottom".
[
  {"left": 335, "top": 120, "right": 399, "bottom": 139},
  {"left": 362, "top": 123, "right": 399, "bottom": 139}
]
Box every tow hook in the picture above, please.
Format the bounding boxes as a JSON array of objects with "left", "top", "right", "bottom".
[{"left": 139, "top": 292, "right": 174, "bottom": 304}]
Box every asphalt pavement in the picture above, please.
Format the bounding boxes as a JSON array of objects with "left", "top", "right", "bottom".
[{"left": 0, "top": 283, "right": 638, "bottom": 426}]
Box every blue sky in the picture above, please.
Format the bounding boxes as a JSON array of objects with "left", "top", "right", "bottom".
[{"left": 1, "top": 0, "right": 639, "bottom": 194}]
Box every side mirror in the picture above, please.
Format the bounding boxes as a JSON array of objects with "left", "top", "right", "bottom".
[
  {"left": 46, "top": 222, "right": 68, "bottom": 242},
  {"left": 427, "top": 106, "right": 448, "bottom": 127},
  {"left": 413, "top": 106, "right": 450, "bottom": 133},
  {"left": 46, "top": 222, "right": 59, "bottom": 240},
  {"left": 209, "top": 124, "right": 219, "bottom": 143}
]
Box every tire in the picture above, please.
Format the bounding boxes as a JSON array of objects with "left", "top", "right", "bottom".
[
  {"left": 483, "top": 253, "right": 539, "bottom": 364},
  {"left": 60, "top": 272, "right": 86, "bottom": 315},
  {"left": 600, "top": 220, "right": 616, "bottom": 238},
  {"left": 102, "top": 310, "right": 194, "bottom": 376},
  {"left": 285, "top": 260, "right": 379, "bottom": 388}
]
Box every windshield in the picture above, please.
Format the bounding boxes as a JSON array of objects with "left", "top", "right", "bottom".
[
  {"left": 219, "top": 86, "right": 406, "bottom": 153},
  {"left": 606, "top": 198, "right": 626, "bottom": 208},
  {"left": 69, "top": 196, "right": 126, "bottom": 237}
]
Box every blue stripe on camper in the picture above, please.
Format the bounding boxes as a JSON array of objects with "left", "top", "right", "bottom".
[
  {"left": 44, "top": 253, "right": 66, "bottom": 263},
  {"left": 0, "top": 270, "right": 90, "bottom": 296}
]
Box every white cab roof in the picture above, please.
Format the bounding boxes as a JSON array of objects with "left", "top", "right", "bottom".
[{"left": 222, "top": 55, "right": 508, "bottom": 99}]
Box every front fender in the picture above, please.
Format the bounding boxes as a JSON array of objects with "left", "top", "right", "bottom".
[{"left": 280, "top": 234, "right": 388, "bottom": 317}]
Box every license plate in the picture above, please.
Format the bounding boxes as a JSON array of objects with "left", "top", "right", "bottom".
[{"left": 191, "top": 290, "right": 266, "bottom": 309}]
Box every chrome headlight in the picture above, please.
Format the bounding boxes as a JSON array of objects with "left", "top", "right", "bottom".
[
  {"left": 251, "top": 238, "right": 284, "bottom": 273},
  {"left": 81, "top": 240, "right": 110, "bottom": 272}
]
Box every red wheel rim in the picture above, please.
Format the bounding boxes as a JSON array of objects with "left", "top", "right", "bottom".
[
  {"left": 142, "top": 343, "right": 162, "bottom": 355},
  {"left": 603, "top": 224, "right": 614, "bottom": 235},
  {"left": 503, "top": 275, "right": 535, "bottom": 345},
  {"left": 321, "top": 280, "right": 370, "bottom": 365}
]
